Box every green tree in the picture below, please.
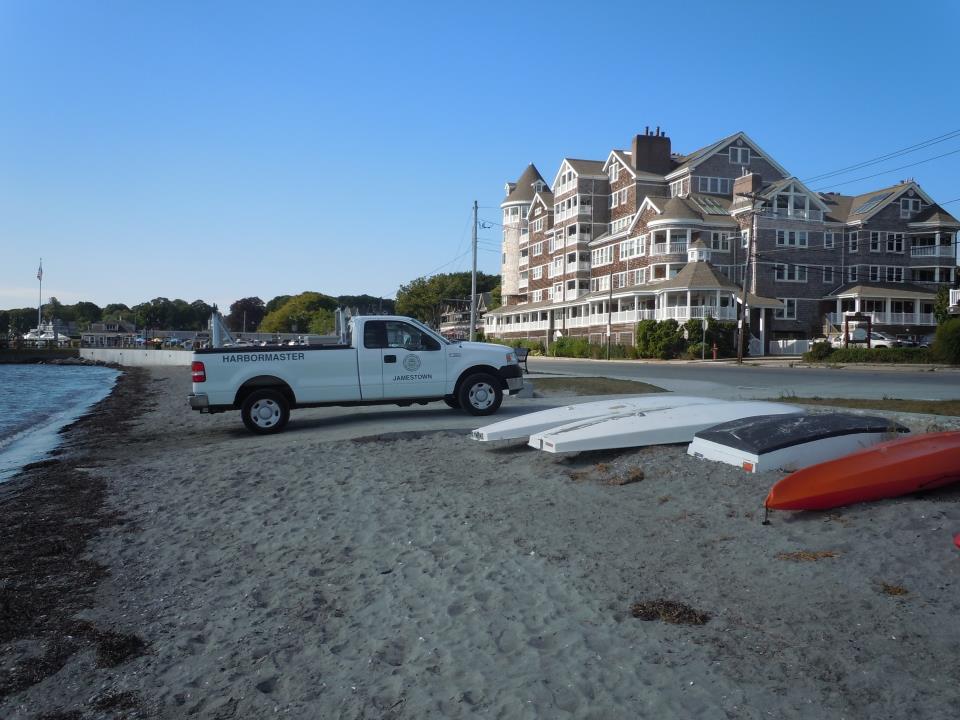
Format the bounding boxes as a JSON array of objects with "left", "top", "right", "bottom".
[
  {"left": 933, "top": 286, "right": 951, "bottom": 325},
  {"left": 226, "top": 297, "right": 266, "bottom": 332},
  {"left": 72, "top": 301, "right": 102, "bottom": 328},
  {"left": 259, "top": 292, "right": 338, "bottom": 333},
  {"left": 189, "top": 300, "right": 214, "bottom": 329},
  {"left": 396, "top": 271, "right": 500, "bottom": 327},
  {"left": 102, "top": 304, "right": 132, "bottom": 323},
  {"left": 265, "top": 295, "right": 292, "bottom": 314},
  {"left": 336, "top": 294, "right": 395, "bottom": 314}
]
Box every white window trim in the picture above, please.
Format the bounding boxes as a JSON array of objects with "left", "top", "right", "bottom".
[
  {"left": 824, "top": 232, "right": 835, "bottom": 249},
  {"left": 774, "top": 298, "right": 797, "bottom": 320},
  {"left": 729, "top": 146, "right": 751, "bottom": 165}
]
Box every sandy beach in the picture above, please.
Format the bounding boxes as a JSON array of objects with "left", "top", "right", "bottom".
[{"left": 2, "top": 366, "right": 960, "bottom": 719}]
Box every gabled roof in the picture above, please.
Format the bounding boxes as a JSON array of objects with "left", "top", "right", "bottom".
[
  {"left": 826, "top": 282, "right": 938, "bottom": 299},
  {"left": 908, "top": 204, "right": 960, "bottom": 227},
  {"left": 503, "top": 164, "right": 547, "bottom": 204},
  {"left": 665, "top": 131, "right": 791, "bottom": 181},
  {"left": 602, "top": 149, "right": 666, "bottom": 182},
  {"left": 760, "top": 177, "right": 830, "bottom": 211},
  {"left": 550, "top": 158, "right": 606, "bottom": 188},
  {"left": 645, "top": 261, "right": 740, "bottom": 291},
  {"left": 823, "top": 181, "right": 937, "bottom": 224},
  {"left": 527, "top": 190, "right": 555, "bottom": 219}
]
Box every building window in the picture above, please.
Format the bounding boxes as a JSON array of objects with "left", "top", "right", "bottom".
[
  {"left": 619, "top": 238, "right": 638, "bottom": 259},
  {"left": 609, "top": 162, "right": 620, "bottom": 183},
  {"left": 847, "top": 231, "right": 859, "bottom": 253},
  {"left": 532, "top": 241, "right": 543, "bottom": 255},
  {"left": 608, "top": 188, "right": 628, "bottom": 208},
  {"left": 776, "top": 230, "right": 808, "bottom": 247},
  {"left": 670, "top": 178, "right": 689, "bottom": 197},
  {"left": 532, "top": 289, "right": 543, "bottom": 302},
  {"left": 869, "top": 265, "right": 881, "bottom": 282},
  {"left": 901, "top": 197, "right": 922, "bottom": 218},
  {"left": 885, "top": 266, "right": 904, "bottom": 283},
  {"left": 886, "top": 233, "right": 904, "bottom": 253},
  {"left": 848, "top": 265, "right": 858, "bottom": 282},
  {"left": 591, "top": 246, "right": 613, "bottom": 266},
  {"left": 824, "top": 232, "right": 835, "bottom": 249},
  {"left": 741, "top": 230, "right": 750, "bottom": 249},
  {"left": 774, "top": 298, "right": 797, "bottom": 320},
  {"left": 698, "top": 176, "right": 733, "bottom": 194},
  {"left": 590, "top": 275, "right": 611, "bottom": 293},
  {"left": 870, "top": 231, "right": 882, "bottom": 252},
  {"left": 532, "top": 218, "right": 543, "bottom": 232},
  {"left": 729, "top": 146, "right": 751, "bottom": 164},
  {"left": 552, "top": 283, "right": 563, "bottom": 299},
  {"left": 532, "top": 265, "right": 543, "bottom": 280},
  {"left": 774, "top": 264, "right": 807, "bottom": 282},
  {"left": 823, "top": 266, "right": 834, "bottom": 284},
  {"left": 709, "top": 232, "right": 730, "bottom": 252}
]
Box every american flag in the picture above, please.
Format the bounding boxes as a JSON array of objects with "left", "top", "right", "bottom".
[{"left": 37, "top": 261, "right": 42, "bottom": 281}]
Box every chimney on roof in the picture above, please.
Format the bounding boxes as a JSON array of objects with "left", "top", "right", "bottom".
[
  {"left": 645, "top": 125, "right": 650, "bottom": 136},
  {"left": 733, "top": 172, "right": 762, "bottom": 198},
  {"left": 631, "top": 128, "right": 672, "bottom": 174}
]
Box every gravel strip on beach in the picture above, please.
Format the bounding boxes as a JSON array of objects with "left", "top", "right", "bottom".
[{"left": 2, "top": 366, "right": 959, "bottom": 719}]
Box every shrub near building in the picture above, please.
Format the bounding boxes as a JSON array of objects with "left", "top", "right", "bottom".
[{"left": 933, "top": 318, "right": 960, "bottom": 364}]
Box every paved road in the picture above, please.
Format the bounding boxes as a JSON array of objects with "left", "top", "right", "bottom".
[{"left": 526, "top": 357, "right": 960, "bottom": 401}]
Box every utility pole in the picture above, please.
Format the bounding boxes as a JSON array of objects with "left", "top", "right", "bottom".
[
  {"left": 606, "top": 271, "right": 613, "bottom": 360},
  {"left": 469, "top": 200, "right": 478, "bottom": 341},
  {"left": 735, "top": 192, "right": 764, "bottom": 364}
]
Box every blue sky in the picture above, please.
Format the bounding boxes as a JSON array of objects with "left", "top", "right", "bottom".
[{"left": 2, "top": 0, "right": 959, "bottom": 311}]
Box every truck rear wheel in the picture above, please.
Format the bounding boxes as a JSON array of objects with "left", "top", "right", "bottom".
[
  {"left": 241, "top": 389, "right": 290, "bottom": 434},
  {"left": 443, "top": 396, "right": 461, "bottom": 409},
  {"left": 458, "top": 373, "right": 502, "bottom": 416}
]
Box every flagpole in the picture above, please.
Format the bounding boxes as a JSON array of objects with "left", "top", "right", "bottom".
[{"left": 37, "top": 259, "right": 43, "bottom": 332}]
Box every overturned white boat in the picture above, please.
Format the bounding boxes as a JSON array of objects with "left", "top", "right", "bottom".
[
  {"left": 471, "top": 395, "right": 729, "bottom": 442},
  {"left": 687, "top": 413, "right": 909, "bottom": 473},
  {"left": 529, "top": 401, "right": 803, "bottom": 454}
]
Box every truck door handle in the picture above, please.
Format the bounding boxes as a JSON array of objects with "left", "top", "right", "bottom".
[{"left": 384, "top": 355, "right": 397, "bottom": 363}]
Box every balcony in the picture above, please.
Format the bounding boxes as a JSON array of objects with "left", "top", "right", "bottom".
[
  {"left": 827, "top": 312, "right": 937, "bottom": 326},
  {"left": 566, "top": 261, "right": 590, "bottom": 273},
  {"left": 650, "top": 242, "right": 689, "bottom": 256},
  {"left": 760, "top": 208, "right": 824, "bottom": 222},
  {"left": 950, "top": 289, "right": 959, "bottom": 308},
  {"left": 660, "top": 306, "right": 736, "bottom": 321},
  {"left": 910, "top": 244, "right": 955, "bottom": 258},
  {"left": 519, "top": 255, "right": 529, "bottom": 267}
]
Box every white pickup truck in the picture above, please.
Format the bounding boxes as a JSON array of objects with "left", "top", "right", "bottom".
[{"left": 188, "top": 315, "right": 524, "bottom": 433}]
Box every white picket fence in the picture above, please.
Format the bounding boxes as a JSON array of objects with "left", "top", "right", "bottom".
[{"left": 767, "top": 339, "right": 811, "bottom": 356}]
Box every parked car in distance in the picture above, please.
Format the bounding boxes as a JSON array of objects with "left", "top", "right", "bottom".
[{"left": 829, "top": 330, "right": 900, "bottom": 348}]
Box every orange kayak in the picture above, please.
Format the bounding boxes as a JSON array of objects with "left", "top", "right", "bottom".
[{"left": 765, "top": 430, "right": 960, "bottom": 511}]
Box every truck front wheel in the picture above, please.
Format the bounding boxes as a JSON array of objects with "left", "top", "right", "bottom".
[
  {"left": 241, "top": 389, "right": 290, "bottom": 434},
  {"left": 458, "top": 373, "right": 502, "bottom": 416}
]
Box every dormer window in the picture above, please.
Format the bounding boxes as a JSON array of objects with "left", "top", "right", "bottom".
[
  {"left": 729, "top": 146, "right": 751, "bottom": 165},
  {"left": 900, "top": 197, "right": 922, "bottom": 218},
  {"left": 609, "top": 162, "right": 620, "bottom": 183}
]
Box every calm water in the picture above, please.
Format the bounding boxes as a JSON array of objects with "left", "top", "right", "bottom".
[{"left": 0, "top": 364, "right": 119, "bottom": 482}]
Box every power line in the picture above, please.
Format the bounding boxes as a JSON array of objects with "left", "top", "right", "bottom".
[
  {"left": 813, "top": 146, "right": 960, "bottom": 191},
  {"left": 803, "top": 129, "right": 960, "bottom": 183}
]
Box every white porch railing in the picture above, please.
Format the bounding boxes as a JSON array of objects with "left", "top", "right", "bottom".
[
  {"left": 650, "top": 241, "right": 688, "bottom": 256},
  {"left": 910, "top": 245, "right": 954, "bottom": 257},
  {"left": 769, "top": 340, "right": 812, "bottom": 355},
  {"left": 951, "top": 289, "right": 960, "bottom": 307},
  {"left": 827, "top": 312, "right": 936, "bottom": 326}
]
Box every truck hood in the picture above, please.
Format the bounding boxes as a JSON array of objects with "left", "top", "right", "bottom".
[{"left": 454, "top": 341, "right": 513, "bottom": 354}]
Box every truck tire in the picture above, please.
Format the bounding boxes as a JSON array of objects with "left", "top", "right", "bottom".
[
  {"left": 241, "top": 389, "right": 290, "bottom": 434},
  {"left": 443, "top": 396, "right": 461, "bottom": 409},
  {"left": 457, "top": 373, "right": 502, "bottom": 416}
]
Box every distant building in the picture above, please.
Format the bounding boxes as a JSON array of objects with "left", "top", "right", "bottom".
[
  {"left": 439, "top": 292, "right": 493, "bottom": 339},
  {"left": 486, "top": 128, "right": 958, "bottom": 352}
]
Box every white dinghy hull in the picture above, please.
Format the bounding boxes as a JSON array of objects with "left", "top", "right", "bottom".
[
  {"left": 687, "top": 413, "right": 909, "bottom": 473},
  {"left": 471, "top": 395, "right": 729, "bottom": 442},
  {"left": 529, "top": 401, "right": 804, "bottom": 454}
]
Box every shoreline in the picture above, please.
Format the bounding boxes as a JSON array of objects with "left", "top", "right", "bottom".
[
  {"left": 0, "top": 368, "right": 153, "bottom": 715},
  {"left": 2, "top": 366, "right": 959, "bottom": 719}
]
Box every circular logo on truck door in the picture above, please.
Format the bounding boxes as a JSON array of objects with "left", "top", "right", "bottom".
[{"left": 403, "top": 354, "right": 421, "bottom": 372}]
